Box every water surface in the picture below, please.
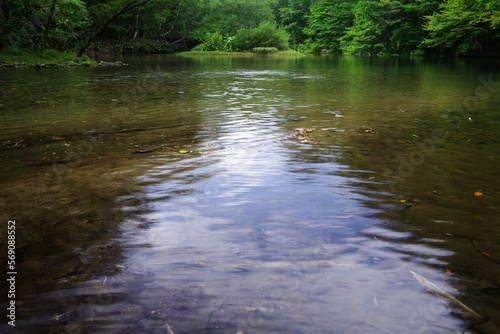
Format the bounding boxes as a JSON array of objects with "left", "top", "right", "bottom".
[{"left": 1, "top": 55, "right": 499, "bottom": 334}]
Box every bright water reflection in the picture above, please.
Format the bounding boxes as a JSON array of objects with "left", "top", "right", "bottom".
[{"left": 2, "top": 55, "right": 499, "bottom": 333}]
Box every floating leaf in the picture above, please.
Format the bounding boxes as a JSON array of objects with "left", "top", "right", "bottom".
[
  {"left": 115, "top": 265, "right": 126, "bottom": 269},
  {"left": 412, "top": 134, "right": 419, "bottom": 138},
  {"left": 179, "top": 149, "right": 199, "bottom": 154}
]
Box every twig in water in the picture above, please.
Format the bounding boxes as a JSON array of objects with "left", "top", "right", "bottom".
[
  {"left": 51, "top": 309, "right": 75, "bottom": 321},
  {"left": 445, "top": 233, "right": 500, "bottom": 266},
  {"left": 470, "top": 237, "right": 500, "bottom": 265}
]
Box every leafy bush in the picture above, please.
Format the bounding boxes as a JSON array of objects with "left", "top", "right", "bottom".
[
  {"left": 73, "top": 55, "right": 90, "bottom": 63},
  {"left": 232, "top": 21, "right": 290, "bottom": 52},
  {"left": 193, "top": 32, "right": 234, "bottom": 52},
  {"left": 252, "top": 47, "right": 278, "bottom": 55},
  {"left": 41, "top": 49, "right": 60, "bottom": 59},
  {"left": 1, "top": 47, "right": 23, "bottom": 55}
]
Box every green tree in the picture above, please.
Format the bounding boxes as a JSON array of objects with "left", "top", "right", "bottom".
[
  {"left": 0, "top": 0, "right": 89, "bottom": 50},
  {"left": 192, "top": 0, "right": 275, "bottom": 40},
  {"left": 0, "top": 0, "right": 9, "bottom": 48},
  {"left": 423, "top": 0, "right": 500, "bottom": 55},
  {"left": 303, "top": 0, "right": 355, "bottom": 54},
  {"left": 2, "top": 0, "right": 497, "bottom": 57},
  {"left": 340, "top": 0, "right": 398, "bottom": 55},
  {"left": 77, "top": 0, "right": 150, "bottom": 56},
  {"left": 140, "top": 0, "right": 208, "bottom": 44},
  {"left": 273, "top": 0, "right": 312, "bottom": 47},
  {"left": 113, "top": 0, "right": 209, "bottom": 52},
  {"left": 339, "top": 0, "right": 442, "bottom": 55},
  {"left": 47, "top": 0, "right": 89, "bottom": 49},
  {"left": 391, "top": 0, "right": 442, "bottom": 54}
]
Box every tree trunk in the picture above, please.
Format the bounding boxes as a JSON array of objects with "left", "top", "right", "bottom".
[
  {"left": 133, "top": 8, "right": 141, "bottom": 40},
  {"left": 41, "top": 0, "right": 58, "bottom": 48}
]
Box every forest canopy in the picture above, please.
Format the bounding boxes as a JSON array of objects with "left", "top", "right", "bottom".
[{"left": 0, "top": 0, "right": 498, "bottom": 57}]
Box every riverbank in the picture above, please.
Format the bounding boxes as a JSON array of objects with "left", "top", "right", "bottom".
[
  {"left": 0, "top": 48, "right": 128, "bottom": 69},
  {"left": 0, "top": 48, "right": 306, "bottom": 69}
]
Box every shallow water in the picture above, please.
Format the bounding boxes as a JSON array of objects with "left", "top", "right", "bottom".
[{"left": 1, "top": 55, "right": 499, "bottom": 334}]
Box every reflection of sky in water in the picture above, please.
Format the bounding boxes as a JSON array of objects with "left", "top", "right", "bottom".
[{"left": 116, "top": 70, "right": 465, "bottom": 333}]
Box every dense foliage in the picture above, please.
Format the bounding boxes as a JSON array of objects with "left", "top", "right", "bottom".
[
  {"left": 423, "top": 0, "right": 500, "bottom": 56},
  {"left": 0, "top": 0, "right": 498, "bottom": 57},
  {"left": 194, "top": 21, "right": 289, "bottom": 52}
]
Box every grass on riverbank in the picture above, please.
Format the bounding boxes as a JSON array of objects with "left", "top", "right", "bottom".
[
  {"left": 179, "top": 50, "right": 304, "bottom": 57},
  {"left": 0, "top": 48, "right": 96, "bottom": 68}
]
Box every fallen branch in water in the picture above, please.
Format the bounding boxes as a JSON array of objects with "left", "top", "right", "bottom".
[
  {"left": 164, "top": 323, "right": 175, "bottom": 334},
  {"left": 410, "top": 270, "right": 481, "bottom": 319},
  {"left": 409, "top": 269, "right": 499, "bottom": 334}
]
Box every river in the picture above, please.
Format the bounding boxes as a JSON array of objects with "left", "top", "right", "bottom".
[{"left": 1, "top": 55, "right": 499, "bottom": 333}]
